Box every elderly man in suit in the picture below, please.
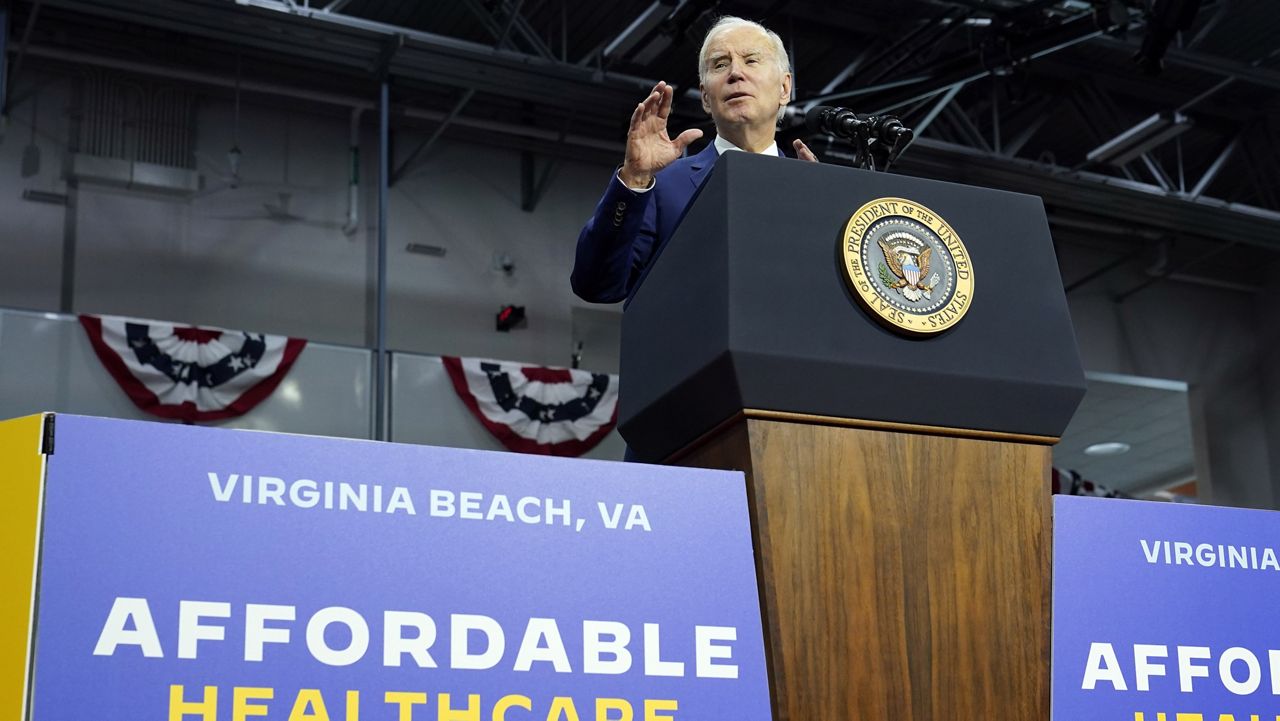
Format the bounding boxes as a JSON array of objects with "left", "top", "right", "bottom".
[{"left": 571, "top": 16, "right": 817, "bottom": 304}]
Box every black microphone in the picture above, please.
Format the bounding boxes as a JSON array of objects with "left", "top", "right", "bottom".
[
  {"left": 806, "top": 107, "right": 914, "bottom": 144},
  {"left": 805, "top": 106, "right": 916, "bottom": 168},
  {"left": 856, "top": 114, "right": 915, "bottom": 165},
  {"left": 804, "top": 105, "right": 868, "bottom": 140},
  {"left": 856, "top": 114, "right": 914, "bottom": 144}
]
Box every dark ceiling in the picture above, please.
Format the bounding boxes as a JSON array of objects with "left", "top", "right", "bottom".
[{"left": 6, "top": 0, "right": 1280, "bottom": 293}]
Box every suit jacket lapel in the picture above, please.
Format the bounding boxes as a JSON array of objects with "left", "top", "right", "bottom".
[
  {"left": 686, "top": 141, "right": 789, "bottom": 190},
  {"left": 688, "top": 142, "right": 720, "bottom": 191}
]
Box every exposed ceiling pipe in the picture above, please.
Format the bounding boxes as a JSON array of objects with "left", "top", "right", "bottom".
[
  {"left": 223, "top": 0, "right": 672, "bottom": 107},
  {"left": 1098, "top": 35, "right": 1280, "bottom": 93},
  {"left": 341, "top": 106, "right": 363, "bottom": 236},
  {"left": 1050, "top": 214, "right": 1165, "bottom": 241},
  {"left": 1160, "top": 272, "right": 1261, "bottom": 294},
  {"left": 17, "top": 45, "right": 625, "bottom": 156},
  {"left": 801, "top": 11, "right": 1109, "bottom": 112},
  {"left": 1145, "top": 240, "right": 1259, "bottom": 294}
]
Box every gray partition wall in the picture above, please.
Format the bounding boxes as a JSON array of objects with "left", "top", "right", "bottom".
[
  {"left": 388, "top": 352, "right": 625, "bottom": 461},
  {"left": 0, "top": 308, "right": 624, "bottom": 460},
  {"left": 0, "top": 309, "right": 374, "bottom": 439}
]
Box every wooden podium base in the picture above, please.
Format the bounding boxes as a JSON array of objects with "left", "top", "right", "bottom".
[{"left": 673, "top": 414, "right": 1052, "bottom": 721}]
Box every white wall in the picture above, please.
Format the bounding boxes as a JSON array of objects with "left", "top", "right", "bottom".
[
  {"left": 386, "top": 139, "right": 621, "bottom": 370},
  {"left": 0, "top": 75, "right": 623, "bottom": 372}
]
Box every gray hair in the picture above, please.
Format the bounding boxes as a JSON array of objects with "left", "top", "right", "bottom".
[{"left": 697, "top": 16, "right": 792, "bottom": 122}]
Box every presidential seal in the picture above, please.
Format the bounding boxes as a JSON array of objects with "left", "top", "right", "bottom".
[{"left": 840, "top": 197, "right": 973, "bottom": 335}]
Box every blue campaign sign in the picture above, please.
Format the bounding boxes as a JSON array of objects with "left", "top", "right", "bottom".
[
  {"left": 1053, "top": 495, "right": 1280, "bottom": 721},
  {"left": 29, "top": 415, "right": 771, "bottom": 720}
]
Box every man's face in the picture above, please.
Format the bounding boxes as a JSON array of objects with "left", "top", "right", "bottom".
[{"left": 699, "top": 26, "right": 791, "bottom": 130}]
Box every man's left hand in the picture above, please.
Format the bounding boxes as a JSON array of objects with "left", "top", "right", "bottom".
[{"left": 793, "top": 139, "right": 819, "bottom": 162}]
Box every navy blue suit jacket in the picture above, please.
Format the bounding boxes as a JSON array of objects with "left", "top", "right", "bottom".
[{"left": 570, "top": 142, "right": 724, "bottom": 305}]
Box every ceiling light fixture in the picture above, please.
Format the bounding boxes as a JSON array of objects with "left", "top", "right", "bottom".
[{"left": 1084, "top": 442, "right": 1132, "bottom": 457}]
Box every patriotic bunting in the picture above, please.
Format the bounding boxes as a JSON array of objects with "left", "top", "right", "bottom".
[
  {"left": 442, "top": 356, "right": 619, "bottom": 457},
  {"left": 79, "top": 314, "right": 306, "bottom": 423}
]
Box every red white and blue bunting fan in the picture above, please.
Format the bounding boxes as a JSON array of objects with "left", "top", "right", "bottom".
[
  {"left": 442, "top": 356, "right": 619, "bottom": 457},
  {"left": 79, "top": 314, "right": 306, "bottom": 423}
]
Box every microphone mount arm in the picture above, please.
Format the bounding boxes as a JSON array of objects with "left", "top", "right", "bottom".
[{"left": 801, "top": 105, "right": 916, "bottom": 171}]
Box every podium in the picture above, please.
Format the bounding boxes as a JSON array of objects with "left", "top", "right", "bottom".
[{"left": 619, "top": 152, "right": 1086, "bottom": 720}]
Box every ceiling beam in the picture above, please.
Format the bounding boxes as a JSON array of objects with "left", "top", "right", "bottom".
[
  {"left": 459, "top": 0, "right": 555, "bottom": 60},
  {"left": 848, "top": 12, "right": 1112, "bottom": 115},
  {"left": 1095, "top": 35, "right": 1280, "bottom": 92},
  {"left": 891, "top": 137, "right": 1280, "bottom": 252},
  {"left": 1000, "top": 97, "right": 1055, "bottom": 158},
  {"left": 1189, "top": 133, "right": 1240, "bottom": 198},
  {"left": 39, "top": 0, "right": 694, "bottom": 122},
  {"left": 4, "top": 0, "right": 44, "bottom": 114},
  {"left": 912, "top": 81, "right": 965, "bottom": 137},
  {"left": 391, "top": 88, "right": 476, "bottom": 186}
]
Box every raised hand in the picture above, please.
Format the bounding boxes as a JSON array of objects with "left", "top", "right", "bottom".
[
  {"left": 793, "top": 139, "right": 819, "bottom": 162},
  {"left": 619, "top": 81, "right": 704, "bottom": 190}
]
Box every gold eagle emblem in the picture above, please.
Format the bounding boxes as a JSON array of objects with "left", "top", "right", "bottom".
[
  {"left": 842, "top": 197, "right": 973, "bottom": 336},
  {"left": 877, "top": 235, "right": 935, "bottom": 301}
]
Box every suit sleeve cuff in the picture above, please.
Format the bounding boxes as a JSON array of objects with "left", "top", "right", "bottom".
[{"left": 616, "top": 170, "right": 655, "bottom": 193}]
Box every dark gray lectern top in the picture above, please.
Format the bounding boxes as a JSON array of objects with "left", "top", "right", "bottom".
[{"left": 619, "top": 151, "right": 1086, "bottom": 462}]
